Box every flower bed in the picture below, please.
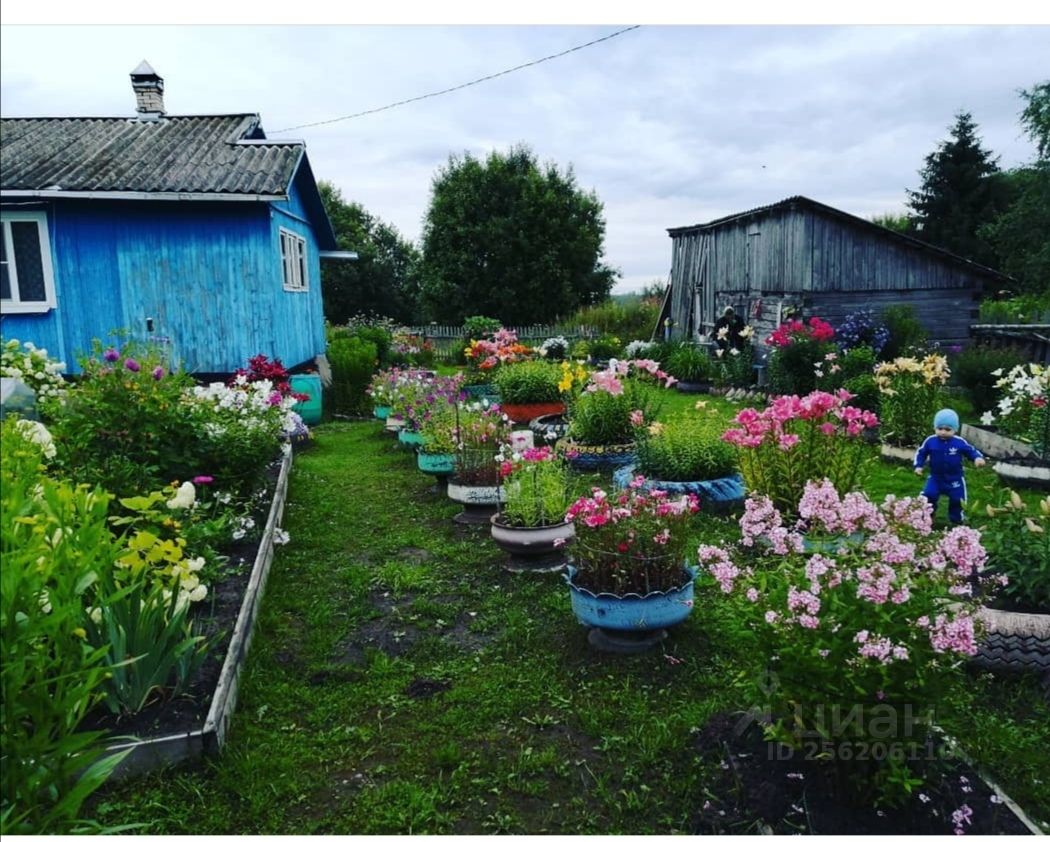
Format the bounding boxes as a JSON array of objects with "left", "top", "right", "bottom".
[{"left": 98, "top": 445, "right": 293, "bottom": 778}]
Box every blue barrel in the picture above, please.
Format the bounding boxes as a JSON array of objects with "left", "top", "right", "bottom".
[{"left": 289, "top": 374, "right": 323, "bottom": 425}]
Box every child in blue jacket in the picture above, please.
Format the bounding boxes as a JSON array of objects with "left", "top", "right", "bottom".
[{"left": 913, "top": 408, "right": 986, "bottom": 524}]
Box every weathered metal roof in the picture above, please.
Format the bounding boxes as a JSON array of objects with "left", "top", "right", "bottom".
[
  {"left": 0, "top": 114, "right": 303, "bottom": 196},
  {"left": 667, "top": 195, "right": 1010, "bottom": 281}
]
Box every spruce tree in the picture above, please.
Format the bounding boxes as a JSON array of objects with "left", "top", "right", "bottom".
[{"left": 907, "top": 112, "right": 1005, "bottom": 268}]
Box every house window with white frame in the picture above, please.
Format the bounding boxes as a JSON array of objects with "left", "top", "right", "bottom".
[
  {"left": 0, "top": 211, "right": 57, "bottom": 314},
  {"left": 279, "top": 228, "right": 308, "bottom": 292}
]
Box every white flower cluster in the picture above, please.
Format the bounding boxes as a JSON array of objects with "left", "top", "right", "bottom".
[
  {"left": 980, "top": 363, "right": 1049, "bottom": 426},
  {"left": 15, "top": 419, "right": 57, "bottom": 459},
  {"left": 624, "top": 340, "right": 656, "bottom": 359},
  {"left": 539, "top": 336, "right": 570, "bottom": 357},
  {"left": 191, "top": 378, "right": 298, "bottom": 434},
  {"left": 1, "top": 338, "right": 67, "bottom": 400}
]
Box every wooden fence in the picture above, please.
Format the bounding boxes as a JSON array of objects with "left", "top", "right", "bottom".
[{"left": 969, "top": 324, "right": 1050, "bottom": 365}]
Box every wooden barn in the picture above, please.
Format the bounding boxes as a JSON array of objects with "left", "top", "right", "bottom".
[
  {"left": 0, "top": 62, "right": 349, "bottom": 375},
  {"left": 660, "top": 196, "right": 1011, "bottom": 348}
]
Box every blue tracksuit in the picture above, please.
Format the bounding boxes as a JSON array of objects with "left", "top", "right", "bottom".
[{"left": 913, "top": 435, "right": 984, "bottom": 523}]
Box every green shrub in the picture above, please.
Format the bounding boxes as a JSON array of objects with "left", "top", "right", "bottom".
[
  {"left": 842, "top": 373, "right": 880, "bottom": 413},
  {"left": 981, "top": 491, "right": 1050, "bottom": 611},
  {"left": 328, "top": 337, "right": 378, "bottom": 416},
  {"left": 568, "top": 381, "right": 659, "bottom": 446},
  {"left": 636, "top": 410, "right": 738, "bottom": 482},
  {"left": 952, "top": 345, "right": 1026, "bottom": 413},
  {"left": 587, "top": 335, "right": 622, "bottom": 361},
  {"left": 49, "top": 341, "right": 202, "bottom": 501},
  {"left": 350, "top": 325, "right": 392, "bottom": 363},
  {"left": 561, "top": 297, "right": 661, "bottom": 342},
  {"left": 768, "top": 340, "right": 835, "bottom": 396},
  {"left": 493, "top": 360, "right": 561, "bottom": 404},
  {"left": 463, "top": 315, "right": 502, "bottom": 341},
  {"left": 663, "top": 344, "right": 712, "bottom": 383},
  {"left": 979, "top": 292, "right": 1050, "bottom": 324},
  {"left": 713, "top": 345, "right": 755, "bottom": 388},
  {"left": 0, "top": 418, "right": 130, "bottom": 834},
  {"left": 879, "top": 304, "right": 928, "bottom": 361}
]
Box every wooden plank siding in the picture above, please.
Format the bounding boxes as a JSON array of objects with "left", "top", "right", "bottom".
[
  {"left": 1, "top": 191, "right": 325, "bottom": 374},
  {"left": 669, "top": 202, "right": 989, "bottom": 347}
]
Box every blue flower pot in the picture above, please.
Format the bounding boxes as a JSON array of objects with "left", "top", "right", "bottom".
[
  {"left": 564, "top": 564, "right": 697, "bottom": 653},
  {"left": 374, "top": 405, "right": 391, "bottom": 420},
  {"left": 612, "top": 463, "right": 746, "bottom": 512}
]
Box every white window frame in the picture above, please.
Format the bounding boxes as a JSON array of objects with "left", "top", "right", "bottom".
[
  {"left": 279, "top": 227, "right": 308, "bottom": 292},
  {"left": 0, "top": 211, "right": 58, "bottom": 314}
]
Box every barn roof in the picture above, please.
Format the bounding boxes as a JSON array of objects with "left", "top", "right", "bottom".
[
  {"left": 0, "top": 114, "right": 303, "bottom": 197},
  {"left": 667, "top": 195, "right": 1011, "bottom": 282}
]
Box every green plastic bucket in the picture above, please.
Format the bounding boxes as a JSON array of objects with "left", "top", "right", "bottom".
[{"left": 290, "top": 373, "right": 323, "bottom": 425}]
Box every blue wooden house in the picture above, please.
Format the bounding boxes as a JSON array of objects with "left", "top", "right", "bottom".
[{"left": 0, "top": 62, "right": 349, "bottom": 374}]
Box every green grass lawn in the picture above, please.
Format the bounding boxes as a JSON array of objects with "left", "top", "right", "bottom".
[{"left": 86, "top": 393, "right": 1050, "bottom": 834}]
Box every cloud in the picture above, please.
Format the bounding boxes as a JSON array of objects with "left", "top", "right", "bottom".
[{"left": 2, "top": 23, "right": 1045, "bottom": 294}]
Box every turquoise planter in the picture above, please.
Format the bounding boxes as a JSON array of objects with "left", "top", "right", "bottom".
[
  {"left": 373, "top": 405, "right": 391, "bottom": 420},
  {"left": 565, "top": 565, "right": 698, "bottom": 631},
  {"left": 398, "top": 428, "right": 425, "bottom": 450},
  {"left": 290, "top": 374, "right": 322, "bottom": 425},
  {"left": 564, "top": 565, "right": 698, "bottom": 653},
  {"left": 612, "top": 463, "right": 745, "bottom": 512},
  {"left": 417, "top": 451, "right": 456, "bottom": 476},
  {"left": 463, "top": 384, "right": 499, "bottom": 403}
]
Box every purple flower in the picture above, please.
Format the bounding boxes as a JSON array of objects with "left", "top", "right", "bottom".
[
  {"left": 103, "top": 347, "right": 120, "bottom": 362},
  {"left": 152, "top": 366, "right": 165, "bottom": 380},
  {"left": 124, "top": 358, "right": 141, "bottom": 372},
  {"left": 192, "top": 475, "right": 214, "bottom": 485}
]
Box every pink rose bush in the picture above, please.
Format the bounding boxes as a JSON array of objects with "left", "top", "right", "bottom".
[
  {"left": 566, "top": 478, "right": 699, "bottom": 595},
  {"left": 696, "top": 480, "right": 1000, "bottom": 802},
  {"left": 722, "top": 389, "right": 879, "bottom": 517}
]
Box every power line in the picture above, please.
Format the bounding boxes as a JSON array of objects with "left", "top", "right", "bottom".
[{"left": 271, "top": 25, "right": 641, "bottom": 133}]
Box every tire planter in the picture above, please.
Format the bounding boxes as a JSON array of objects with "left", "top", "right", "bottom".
[
  {"left": 373, "top": 405, "right": 391, "bottom": 420},
  {"left": 417, "top": 451, "right": 456, "bottom": 490},
  {"left": 384, "top": 416, "right": 406, "bottom": 434},
  {"left": 612, "top": 463, "right": 745, "bottom": 512},
  {"left": 502, "top": 401, "right": 566, "bottom": 424},
  {"left": 447, "top": 480, "right": 506, "bottom": 525},
  {"left": 102, "top": 445, "right": 294, "bottom": 780},
  {"left": 462, "top": 384, "right": 500, "bottom": 403},
  {"left": 973, "top": 606, "right": 1050, "bottom": 678},
  {"left": 959, "top": 424, "right": 1037, "bottom": 460},
  {"left": 289, "top": 373, "right": 322, "bottom": 425},
  {"left": 564, "top": 564, "right": 698, "bottom": 653},
  {"left": 529, "top": 413, "right": 570, "bottom": 444},
  {"left": 992, "top": 458, "right": 1050, "bottom": 490},
  {"left": 879, "top": 442, "right": 917, "bottom": 465},
  {"left": 490, "top": 513, "right": 574, "bottom": 573},
  {"left": 397, "top": 428, "right": 425, "bottom": 450},
  {"left": 556, "top": 439, "right": 637, "bottom": 472},
  {"left": 675, "top": 381, "right": 712, "bottom": 394}
]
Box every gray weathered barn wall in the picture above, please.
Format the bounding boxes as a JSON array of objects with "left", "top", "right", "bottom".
[{"left": 667, "top": 198, "right": 1000, "bottom": 349}]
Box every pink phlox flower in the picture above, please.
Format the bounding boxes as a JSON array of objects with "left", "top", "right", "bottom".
[
  {"left": 929, "top": 613, "right": 977, "bottom": 656},
  {"left": 935, "top": 527, "right": 987, "bottom": 577},
  {"left": 746, "top": 587, "right": 760, "bottom": 603}
]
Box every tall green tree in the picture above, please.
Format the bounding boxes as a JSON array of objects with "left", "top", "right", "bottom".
[
  {"left": 980, "top": 83, "right": 1050, "bottom": 294},
  {"left": 318, "top": 181, "right": 422, "bottom": 325},
  {"left": 906, "top": 112, "right": 1007, "bottom": 268},
  {"left": 419, "top": 145, "right": 618, "bottom": 324}
]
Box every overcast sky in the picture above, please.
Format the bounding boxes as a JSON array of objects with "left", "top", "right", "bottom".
[{"left": 1, "top": 22, "right": 1047, "bottom": 292}]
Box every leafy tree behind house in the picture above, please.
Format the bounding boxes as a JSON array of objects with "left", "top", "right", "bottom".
[
  {"left": 318, "top": 181, "right": 422, "bottom": 325},
  {"left": 870, "top": 212, "right": 912, "bottom": 235},
  {"left": 419, "top": 145, "right": 618, "bottom": 324},
  {"left": 906, "top": 111, "right": 1008, "bottom": 271},
  {"left": 980, "top": 82, "right": 1050, "bottom": 293}
]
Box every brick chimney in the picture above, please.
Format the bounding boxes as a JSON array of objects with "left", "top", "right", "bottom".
[{"left": 130, "top": 60, "right": 165, "bottom": 116}]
